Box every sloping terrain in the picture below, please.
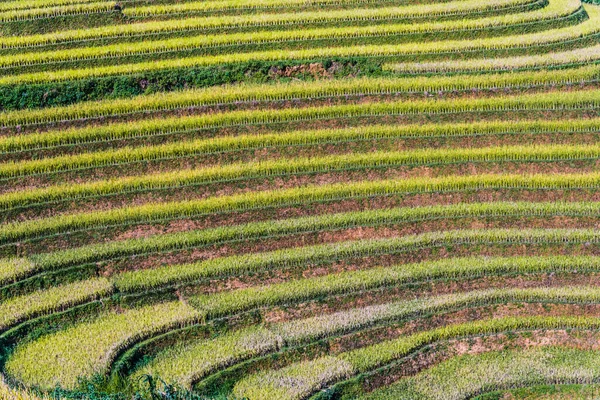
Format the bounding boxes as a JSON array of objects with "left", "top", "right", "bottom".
[{"left": 2, "top": 0, "right": 600, "bottom": 399}]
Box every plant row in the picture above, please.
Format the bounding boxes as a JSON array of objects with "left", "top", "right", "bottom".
[
  {"left": 6, "top": 111, "right": 600, "bottom": 162},
  {"left": 123, "top": 0, "right": 535, "bottom": 17},
  {"left": 187, "top": 252, "right": 600, "bottom": 320},
  {"left": 0, "top": 377, "right": 48, "bottom": 400},
  {"left": 362, "top": 346, "right": 600, "bottom": 400},
  {"left": 0, "top": 278, "right": 111, "bottom": 333},
  {"left": 234, "top": 316, "right": 600, "bottom": 399},
  {"left": 6, "top": 172, "right": 600, "bottom": 248},
  {"left": 0, "top": 1, "right": 116, "bottom": 22},
  {"left": 385, "top": 42, "right": 600, "bottom": 74},
  {"left": 2, "top": 0, "right": 581, "bottom": 70},
  {"left": 9, "top": 114, "right": 600, "bottom": 164},
  {"left": 4, "top": 66, "right": 599, "bottom": 131},
  {"left": 0, "top": 0, "right": 114, "bottom": 12},
  {"left": 6, "top": 254, "right": 600, "bottom": 392},
  {"left": 0, "top": 0, "right": 549, "bottom": 50},
  {"left": 2, "top": 6, "right": 599, "bottom": 86},
  {"left": 5, "top": 300, "right": 201, "bottom": 391},
  {"left": 6, "top": 143, "right": 600, "bottom": 207},
  {"left": 134, "top": 285, "right": 600, "bottom": 390},
  {"left": 9, "top": 86, "right": 600, "bottom": 151},
  {"left": 0, "top": 111, "right": 600, "bottom": 164},
  {"left": 3, "top": 200, "right": 600, "bottom": 288}
]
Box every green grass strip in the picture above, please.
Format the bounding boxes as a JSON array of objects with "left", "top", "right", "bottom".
[
  {"left": 5, "top": 172, "right": 600, "bottom": 247},
  {"left": 234, "top": 316, "right": 600, "bottom": 399},
  {"left": 7, "top": 85, "right": 600, "bottom": 149},
  {"left": 3, "top": 200, "right": 599, "bottom": 287},
  {"left": 361, "top": 347, "right": 600, "bottom": 399},
  {"left": 4, "top": 0, "right": 578, "bottom": 68},
  {"left": 4, "top": 301, "right": 201, "bottom": 391},
  {"left": 2, "top": 4, "right": 599, "bottom": 85},
  {"left": 0, "top": 278, "right": 112, "bottom": 332},
  {"left": 133, "top": 285, "right": 600, "bottom": 389}
]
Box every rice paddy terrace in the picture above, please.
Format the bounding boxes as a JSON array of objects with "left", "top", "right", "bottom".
[{"left": 5, "top": 0, "right": 600, "bottom": 399}]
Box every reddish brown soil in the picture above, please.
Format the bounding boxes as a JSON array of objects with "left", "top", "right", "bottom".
[
  {"left": 92, "top": 215, "right": 600, "bottom": 277},
  {"left": 9, "top": 187, "right": 600, "bottom": 258}
]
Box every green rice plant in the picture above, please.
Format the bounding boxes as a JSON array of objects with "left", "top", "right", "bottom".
[
  {"left": 340, "top": 316, "right": 596, "bottom": 373},
  {"left": 0, "top": 0, "right": 556, "bottom": 50},
  {"left": 11, "top": 112, "right": 600, "bottom": 158},
  {"left": 9, "top": 72, "right": 593, "bottom": 131},
  {"left": 0, "top": 278, "right": 112, "bottom": 332},
  {"left": 0, "top": 1, "right": 115, "bottom": 22},
  {"left": 3, "top": 0, "right": 578, "bottom": 68},
  {"left": 187, "top": 253, "right": 600, "bottom": 319},
  {"left": 122, "top": 0, "right": 379, "bottom": 15},
  {"left": 273, "top": 286, "right": 600, "bottom": 345},
  {"left": 234, "top": 356, "right": 354, "bottom": 400},
  {"left": 8, "top": 86, "right": 600, "bottom": 150},
  {"left": 0, "top": 0, "right": 113, "bottom": 12},
  {"left": 3, "top": 5, "right": 600, "bottom": 85},
  {"left": 0, "top": 377, "right": 48, "bottom": 400},
  {"left": 4, "top": 301, "right": 201, "bottom": 390},
  {"left": 130, "top": 326, "right": 282, "bottom": 389},
  {"left": 5, "top": 201, "right": 599, "bottom": 287},
  {"left": 6, "top": 110, "right": 600, "bottom": 163},
  {"left": 124, "top": 0, "right": 533, "bottom": 17},
  {"left": 473, "top": 386, "right": 600, "bottom": 400},
  {"left": 384, "top": 42, "right": 600, "bottom": 73},
  {"left": 5, "top": 172, "right": 600, "bottom": 247},
  {"left": 5, "top": 141, "right": 600, "bottom": 185},
  {"left": 5, "top": 145, "right": 600, "bottom": 210},
  {"left": 361, "top": 347, "right": 600, "bottom": 400},
  {"left": 234, "top": 316, "right": 600, "bottom": 399},
  {"left": 6, "top": 259, "right": 600, "bottom": 393},
  {"left": 0, "top": 258, "right": 37, "bottom": 285},
  {"left": 134, "top": 285, "right": 600, "bottom": 389}
]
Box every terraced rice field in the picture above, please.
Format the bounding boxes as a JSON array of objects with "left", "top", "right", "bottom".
[{"left": 4, "top": 0, "right": 600, "bottom": 399}]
